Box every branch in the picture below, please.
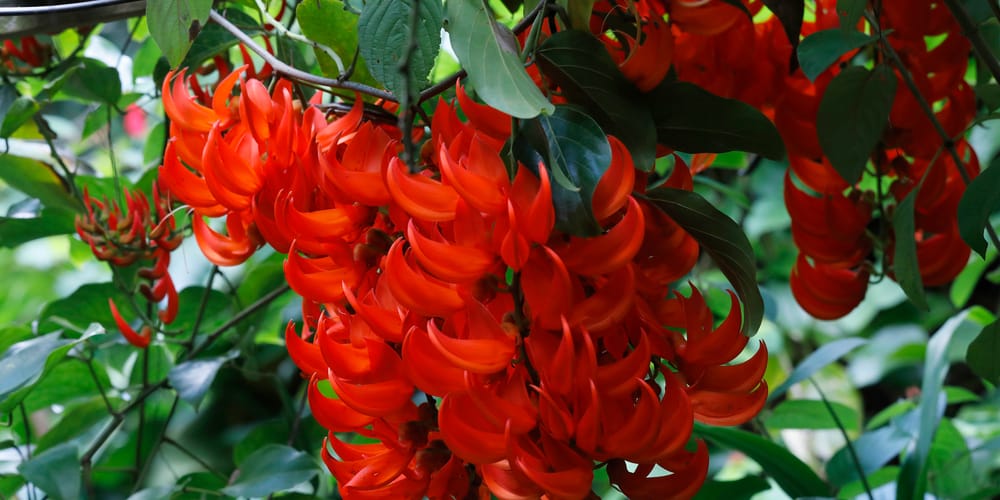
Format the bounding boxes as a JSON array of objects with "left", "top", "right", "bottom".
[
  {"left": 208, "top": 10, "right": 396, "bottom": 102},
  {"left": 942, "top": 0, "right": 1000, "bottom": 86}
]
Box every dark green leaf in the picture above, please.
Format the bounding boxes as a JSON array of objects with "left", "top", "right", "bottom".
[
  {"left": 82, "top": 104, "right": 110, "bottom": 140},
  {"left": 817, "top": 64, "right": 897, "bottom": 184},
  {"left": 21, "top": 353, "right": 111, "bottom": 413},
  {"left": 566, "top": 0, "right": 598, "bottom": 29},
  {"left": 766, "top": 399, "right": 860, "bottom": 431},
  {"left": 536, "top": 30, "right": 656, "bottom": 169},
  {"left": 39, "top": 282, "right": 132, "bottom": 333},
  {"left": 836, "top": 0, "right": 867, "bottom": 31},
  {"left": 295, "top": 1, "right": 373, "bottom": 84},
  {"left": 446, "top": 0, "right": 553, "bottom": 118},
  {"left": 926, "top": 418, "right": 976, "bottom": 498},
  {"left": 769, "top": 337, "right": 866, "bottom": 402},
  {"left": 694, "top": 423, "right": 829, "bottom": 498},
  {"left": 358, "top": 0, "right": 443, "bottom": 100},
  {"left": 62, "top": 58, "right": 122, "bottom": 106},
  {"left": 127, "top": 486, "right": 181, "bottom": 500},
  {"left": 975, "top": 83, "right": 1000, "bottom": 111},
  {"left": 181, "top": 8, "right": 262, "bottom": 69},
  {"left": 762, "top": 0, "right": 804, "bottom": 69},
  {"left": 958, "top": 155, "right": 1000, "bottom": 258},
  {"left": 132, "top": 39, "right": 164, "bottom": 80},
  {"left": 147, "top": 0, "right": 213, "bottom": 67},
  {"left": 0, "top": 155, "right": 79, "bottom": 212},
  {"left": 0, "top": 97, "right": 39, "bottom": 139},
  {"left": 0, "top": 332, "right": 70, "bottom": 402},
  {"left": 221, "top": 444, "right": 320, "bottom": 498},
  {"left": 893, "top": 180, "right": 929, "bottom": 310},
  {"left": 0, "top": 208, "right": 76, "bottom": 248},
  {"left": 797, "top": 28, "right": 875, "bottom": 81},
  {"left": 642, "top": 188, "right": 764, "bottom": 335},
  {"left": 0, "top": 85, "right": 17, "bottom": 119},
  {"left": 512, "top": 105, "right": 612, "bottom": 236},
  {"left": 966, "top": 319, "right": 1000, "bottom": 385},
  {"left": 233, "top": 420, "right": 287, "bottom": 466},
  {"left": 18, "top": 443, "right": 80, "bottom": 500},
  {"left": 168, "top": 354, "right": 233, "bottom": 410},
  {"left": 648, "top": 81, "right": 785, "bottom": 160},
  {"left": 35, "top": 397, "right": 114, "bottom": 453},
  {"left": 0, "top": 326, "right": 32, "bottom": 354},
  {"left": 693, "top": 475, "right": 770, "bottom": 500}
]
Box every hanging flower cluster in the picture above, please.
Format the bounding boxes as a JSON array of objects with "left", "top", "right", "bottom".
[
  {"left": 155, "top": 45, "right": 767, "bottom": 495},
  {"left": 654, "top": 0, "right": 978, "bottom": 319},
  {"left": 76, "top": 183, "right": 182, "bottom": 347}
]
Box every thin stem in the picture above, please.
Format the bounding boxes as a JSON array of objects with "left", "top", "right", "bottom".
[
  {"left": 183, "top": 266, "right": 219, "bottom": 353},
  {"left": 162, "top": 436, "right": 228, "bottom": 479},
  {"left": 810, "top": 378, "right": 874, "bottom": 500},
  {"left": 19, "top": 404, "right": 30, "bottom": 460},
  {"left": 31, "top": 114, "right": 79, "bottom": 200},
  {"left": 286, "top": 388, "right": 309, "bottom": 447},
  {"left": 132, "top": 396, "right": 179, "bottom": 492},
  {"left": 107, "top": 106, "right": 125, "bottom": 209},
  {"left": 942, "top": 0, "right": 1000, "bottom": 85},
  {"left": 83, "top": 357, "right": 115, "bottom": 414},
  {"left": 134, "top": 346, "right": 150, "bottom": 483},
  {"left": 253, "top": 0, "right": 345, "bottom": 74},
  {"left": 187, "top": 283, "right": 291, "bottom": 360},
  {"left": 867, "top": 9, "right": 1000, "bottom": 253},
  {"left": 208, "top": 10, "right": 396, "bottom": 102},
  {"left": 398, "top": 0, "right": 422, "bottom": 171}
]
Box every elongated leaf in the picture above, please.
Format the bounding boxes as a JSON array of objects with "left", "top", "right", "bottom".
[
  {"left": 0, "top": 97, "right": 39, "bottom": 138},
  {"left": 446, "top": 0, "right": 553, "bottom": 118},
  {"left": 693, "top": 475, "right": 770, "bottom": 500},
  {"left": 817, "top": 64, "right": 897, "bottom": 185},
  {"left": 39, "top": 283, "right": 133, "bottom": 333},
  {"left": 836, "top": 0, "right": 867, "bottom": 30},
  {"left": 694, "top": 423, "right": 829, "bottom": 498},
  {"left": 642, "top": 188, "right": 764, "bottom": 335},
  {"left": 536, "top": 30, "right": 656, "bottom": 169},
  {"left": 649, "top": 81, "right": 785, "bottom": 160},
  {"left": 512, "top": 105, "right": 612, "bottom": 236},
  {"left": 0, "top": 208, "right": 76, "bottom": 248},
  {"left": 168, "top": 354, "right": 234, "bottom": 410},
  {"left": 62, "top": 58, "right": 121, "bottom": 106},
  {"left": 358, "top": 0, "right": 442, "bottom": 100},
  {"left": 826, "top": 414, "right": 916, "bottom": 486},
  {"left": 762, "top": 0, "right": 805, "bottom": 68},
  {"left": 147, "top": 0, "right": 213, "bottom": 67},
  {"left": 18, "top": 443, "right": 80, "bottom": 500},
  {"left": 958, "top": 155, "right": 1000, "bottom": 258},
  {"left": 769, "top": 337, "right": 867, "bottom": 402},
  {"left": 893, "top": 180, "right": 929, "bottom": 310},
  {"left": 181, "top": 9, "right": 262, "bottom": 69},
  {"left": 298, "top": 0, "right": 377, "bottom": 85},
  {"left": 967, "top": 319, "right": 1000, "bottom": 385},
  {"left": 797, "top": 28, "right": 876, "bottom": 81},
  {"left": 222, "top": 444, "right": 320, "bottom": 498},
  {"left": 0, "top": 332, "right": 69, "bottom": 401},
  {"left": 35, "top": 397, "right": 115, "bottom": 453},
  {"left": 0, "top": 155, "right": 79, "bottom": 212},
  {"left": 766, "top": 399, "right": 860, "bottom": 431}
]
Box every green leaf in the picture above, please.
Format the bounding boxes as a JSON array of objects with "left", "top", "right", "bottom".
[
  {"left": 0, "top": 326, "right": 32, "bottom": 354},
  {"left": 957, "top": 155, "right": 1000, "bottom": 258},
  {"left": 0, "top": 208, "right": 77, "bottom": 248},
  {"left": 233, "top": 420, "right": 288, "bottom": 466},
  {"left": 694, "top": 423, "right": 829, "bottom": 498},
  {"left": 221, "top": 444, "right": 320, "bottom": 498},
  {"left": 769, "top": 337, "right": 866, "bottom": 402},
  {"left": 766, "top": 399, "right": 860, "bottom": 431},
  {"left": 62, "top": 58, "right": 122, "bottom": 106},
  {"left": 536, "top": 29, "right": 656, "bottom": 169},
  {"left": 127, "top": 486, "right": 181, "bottom": 500},
  {"left": 35, "top": 397, "right": 115, "bottom": 453},
  {"left": 0, "top": 332, "right": 70, "bottom": 403},
  {"left": 898, "top": 310, "right": 986, "bottom": 500},
  {"left": 39, "top": 282, "right": 133, "bottom": 333},
  {"left": 446, "top": 0, "right": 552, "bottom": 118},
  {"left": 966, "top": 319, "right": 1000, "bottom": 385},
  {"left": 21, "top": 352, "right": 111, "bottom": 413},
  {"left": 648, "top": 81, "right": 785, "bottom": 160},
  {"left": 826, "top": 414, "right": 915, "bottom": 487},
  {"left": 18, "top": 443, "right": 80, "bottom": 500},
  {"left": 797, "top": 28, "right": 876, "bottom": 81},
  {"left": 761, "top": 0, "right": 804, "bottom": 68},
  {"left": 512, "top": 105, "right": 612, "bottom": 236},
  {"left": 0, "top": 155, "right": 79, "bottom": 212},
  {"left": 893, "top": 180, "right": 929, "bottom": 310},
  {"left": 641, "top": 188, "right": 764, "bottom": 336},
  {"left": 926, "top": 419, "right": 976, "bottom": 498},
  {"left": 358, "top": 0, "right": 443, "bottom": 100},
  {"left": 836, "top": 0, "right": 867, "bottom": 30},
  {"left": 566, "top": 0, "right": 597, "bottom": 29},
  {"left": 975, "top": 83, "right": 1000, "bottom": 111},
  {"left": 181, "top": 9, "right": 262, "bottom": 69},
  {"left": 693, "top": 475, "right": 770, "bottom": 500},
  {"left": 296, "top": 0, "right": 374, "bottom": 85},
  {"left": 0, "top": 85, "right": 17, "bottom": 119},
  {"left": 817, "top": 64, "right": 897, "bottom": 185},
  {"left": 147, "top": 0, "right": 213, "bottom": 67},
  {"left": 168, "top": 354, "right": 234, "bottom": 410},
  {"left": 0, "top": 97, "right": 39, "bottom": 139}
]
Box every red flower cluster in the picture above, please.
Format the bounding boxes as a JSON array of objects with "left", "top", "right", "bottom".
[
  {"left": 1, "top": 36, "right": 50, "bottom": 70},
  {"left": 76, "top": 183, "right": 182, "bottom": 347},
  {"left": 156, "top": 60, "right": 767, "bottom": 497},
  {"left": 661, "top": 0, "right": 978, "bottom": 318}
]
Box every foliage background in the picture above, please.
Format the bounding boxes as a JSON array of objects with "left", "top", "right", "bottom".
[{"left": 1, "top": 0, "right": 999, "bottom": 499}]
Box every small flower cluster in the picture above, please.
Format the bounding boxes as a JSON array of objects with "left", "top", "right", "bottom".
[
  {"left": 156, "top": 60, "right": 767, "bottom": 497},
  {"left": 76, "top": 183, "right": 182, "bottom": 346},
  {"left": 1, "top": 36, "right": 50, "bottom": 71}
]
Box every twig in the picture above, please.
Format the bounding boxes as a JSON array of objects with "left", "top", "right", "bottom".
[
  {"left": 942, "top": 0, "right": 1000, "bottom": 85},
  {"left": 252, "top": 0, "right": 346, "bottom": 74},
  {"left": 162, "top": 436, "right": 228, "bottom": 479},
  {"left": 186, "top": 283, "right": 291, "bottom": 360},
  {"left": 208, "top": 10, "right": 395, "bottom": 102},
  {"left": 398, "top": 0, "right": 422, "bottom": 171},
  {"left": 132, "top": 396, "right": 179, "bottom": 492},
  {"left": 82, "top": 357, "right": 115, "bottom": 414},
  {"left": 810, "top": 378, "right": 873, "bottom": 500}
]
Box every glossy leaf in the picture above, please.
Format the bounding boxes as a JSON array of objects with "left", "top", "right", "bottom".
[
  {"left": 766, "top": 399, "right": 860, "bottom": 431},
  {"left": 35, "top": 397, "right": 115, "bottom": 453},
  {"left": 694, "top": 423, "right": 829, "bottom": 498},
  {"left": 147, "top": 0, "right": 213, "bottom": 67},
  {"left": 358, "top": 0, "right": 442, "bottom": 100},
  {"left": 536, "top": 29, "right": 656, "bottom": 169},
  {"left": 446, "top": 0, "right": 553, "bottom": 118},
  {"left": 0, "top": 326, "right": 105, "bottom": 413},
  {"left": 18, "top": 442, "right": 80, "bottom": 500},
  {"left": 298, "top": 0, "right": 376, "bottom": 85},
  {"left": 643, "top": 187, "right": 764, "bottom": 336},
  {"left": 957, "top": 155, "right": 1000, "bottom": 258},
  {"left": 893, "top": 180, "right": 929, "bottom": 310},
  {"left": 181, "top": 8, "right": 262, "bottom": 69},
  {"left": 797, "top": 28, "right": 876, "bottom": 81},
  {"left": 762, "top": 0, "right": 805, "bottom": 68},
  {"left": 512, "top": 105, "right": 612, "bottom": 236},
  {"left": 0, "top": 208, "right": 76, "bottom": 249},
  {"left": 62, "top": 58, "right": 122, "bottom": 106},
  {"left": 817, "top": 64, "right": 897, "bottom": 185},
  {"left": 0, "top": 155, "right": 79, "bottom": 212},
  {"left": 168, "top": 354, "right": 234, "bottom": 410},
  {"left": 836, "top": 0, "right": 867, "bottom": 30},
  {"left": 39, "top": 283, "right": 132, "bottom": 333},
  {"left": 221, "top": 444, "right": 320, "bottom": 498},
  {"left": 967, "top": 319, "right": 1000, "bottom": 385},
  {"left": 0, "top": 96, "right": 39, "bottom": 138},
  {"left": 649, "top": 81, "right": 785, "bottom": 160},
  {"left": 826, "top": 414, "right": 915, "bottom": 487},
  {"left": 769, "top": 337, "right": 867, "bottom": 402}
]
